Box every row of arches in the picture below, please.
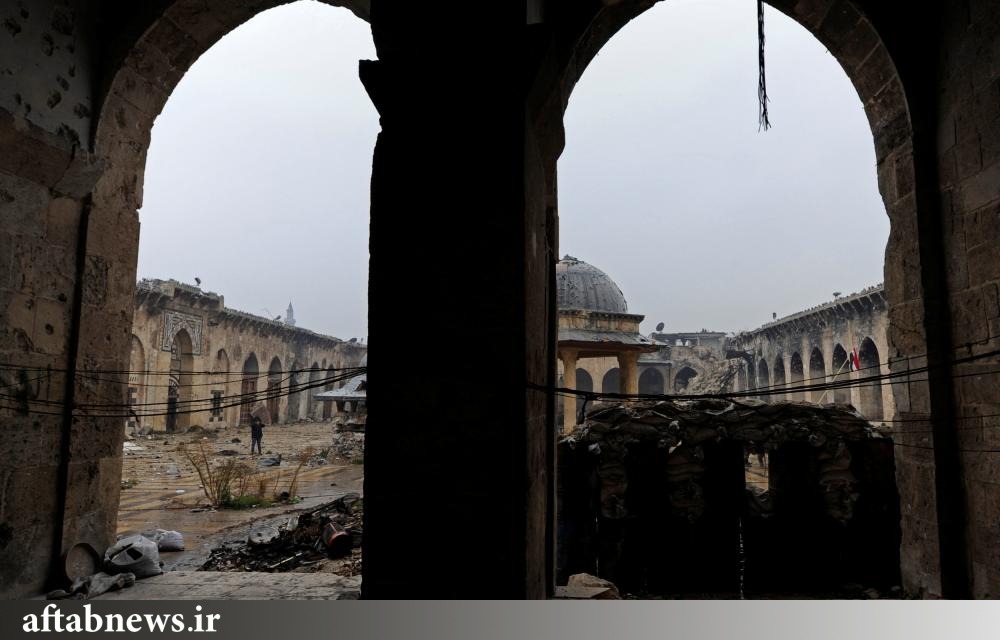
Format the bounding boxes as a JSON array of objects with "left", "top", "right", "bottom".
[
  {"left": 569, "top": 366, "right": 695, "bottom": 397},
  {"left": 739, "top": 337, "right": 885, "bottom": 421},
  {"left": 127, "top": 332, "right": 348, "bottom": 432}
]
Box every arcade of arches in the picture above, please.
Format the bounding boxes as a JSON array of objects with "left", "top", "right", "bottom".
[
  {"left": 2, "top": 0, "right": 1000, "bottom": 600},
  {"left": 129, "top": 279, "right": 365, "bottom": 434}
]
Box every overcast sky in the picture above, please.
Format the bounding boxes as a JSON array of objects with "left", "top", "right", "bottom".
[{"left": 138, "top": 0, "right": 888, "bottom": 339}]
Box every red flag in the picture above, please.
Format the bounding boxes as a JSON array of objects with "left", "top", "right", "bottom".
[{"left": 850, "top": 347, "right": 861, "bottom": 372}]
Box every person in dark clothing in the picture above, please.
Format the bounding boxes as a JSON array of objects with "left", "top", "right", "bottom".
[{"left": 250, "top": 416, "right": 264, "bottom": 455}]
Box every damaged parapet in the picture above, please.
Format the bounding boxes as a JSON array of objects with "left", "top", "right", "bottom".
[{"left": 557, "top": 399, "right": 901, "bottom": 596}]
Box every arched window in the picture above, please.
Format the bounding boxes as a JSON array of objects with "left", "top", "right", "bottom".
[
  {"left": 773, "top": 355, "right": 786, "bottom": 402},
  {"left": 831, "top": 344, "right": 851, "bottom": 405},
  {"left": 639, "top": 368, "right": 664, "bottom": 395},
  {"left": 674, "top": 366, "right": 698, "bottom": 393},
  {"left": 789, "top": 352, "right": 804, "bottom": 401},
  {"left": 858, "top": 337, "right": 884, "bottom": 421},
  {"left": 808, "top": 347, "right": 825, "bottom": 403},
  {"left": 602, "top": 368, "right": 620, "bottom": 394},
  {"left": 240, "top": 353, "right": 259, "bottom": 425}
]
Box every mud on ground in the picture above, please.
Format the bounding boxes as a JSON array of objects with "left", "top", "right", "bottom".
[{"left": 117, "top": 421, "right": 364, "bottom": 571}]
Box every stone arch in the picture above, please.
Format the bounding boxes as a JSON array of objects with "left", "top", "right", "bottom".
[
  {"left": 809, "top": 347, "right": 826, "bottom": 403},
  {"left": 773, "top": 355, "right": 787, "bottom": 401},
  {"left": 267, "top": 356, "right": 283, "bottom": 424},
  {"left": 87, "top": 0, "right": 373, "bottom": 435},
  {"left": 757, "top": 359, "right": 771, "bottom": 403},
  {"left": 575, "top": 368, "right": 594, "bottom": 422},
  {"left": 831, "top": 344, "right": 852, "bottom": 405},
  {"left": 673, "top": 366, "right": 698, "bottom": 393},
  {"left": 602, "top": 368, "right": 620, "bottom": 394},
  {"left": 240, "top": 352, "right": 259, "bottom": 425},
  {"left": 539, "top": 0, "right": 917, "bottom": 419},
  {"left": 547, "top": 0, "right": 914, "bottom": 195},
  {"left": 638, "top": 368, "right": 664, "bottom": 395},
  {"left": 167, "top": 328, "right": 194, "bottom": 432},
  {"left": 858, "top": 337, "right": 884, "bottom": 421}
]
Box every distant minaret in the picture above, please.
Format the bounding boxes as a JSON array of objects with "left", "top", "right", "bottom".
[{"left": 285, "top": 302, "right": 296, "bottom": 327}]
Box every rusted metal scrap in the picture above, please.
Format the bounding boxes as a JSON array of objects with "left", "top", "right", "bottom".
[{"left": 201, "top": 493, "right": 363, "bottom": 573}]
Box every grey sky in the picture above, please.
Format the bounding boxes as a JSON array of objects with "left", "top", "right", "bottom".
[
  {"left": 138, "top": 0, "right": 888, "bottom": 340},
  {"left": 138, "top": 2, "right": 377, "bottom": 340},
  {"left": 560, "top": 0, "right": 888, "bottom": 334}
]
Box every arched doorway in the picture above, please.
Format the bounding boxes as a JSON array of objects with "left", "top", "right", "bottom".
[
  {"left": 808, "top": 348, "right": 825, "bottom": 403},
  {"left": 639, "top": 368, "right": 664, "bottom": 395},
  {"left": 240, "top": 353, "right": 259, "bottom": 426},
  {"left": 858, "top": 337, "right": 884, "bottom": 421},
  {"left": 831, "top": 344, "right": 852, "bottom": 405},
  {"left": 602, "top": 368, "right": 620, "bottom": 394},
  {"left": 789, "top": 352, "right": 804, "bottom": 401},
  {"left": 166, "top": 329, "right": 193, "bottom": 433},
  {"left": 772, "top": 355, "right": 786, "bottom": 401},
  {"left": 267, "top": 356, "right": 283, "bottom": 424},
  {"left": 674, "top": 366, "right": 698, "bottom": 393}
]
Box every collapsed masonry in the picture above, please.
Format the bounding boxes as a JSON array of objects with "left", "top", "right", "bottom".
[{"left": 557, "top": 399, "right": 901, "bottom": 596}]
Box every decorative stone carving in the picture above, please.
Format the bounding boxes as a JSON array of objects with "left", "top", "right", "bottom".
[{"left": 161, "top": 310, "right": 204, "bottom": 355}]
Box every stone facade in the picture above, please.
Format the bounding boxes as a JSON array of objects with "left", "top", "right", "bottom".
[
  {"left": 129, "top": 279, "right": 365, "bottom": 433},
  {"left": 1, "top": 0, "right": 1000, "bottom": 600},
  {"left": 731, "top": 285, "right": 894, "bottom": 423}
]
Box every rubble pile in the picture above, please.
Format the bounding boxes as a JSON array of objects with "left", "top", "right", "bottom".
[
  {"left": 201, "top": 494, "right": 362, "bottom": 575},
  {"left": 680, "top": 349, "right": 739, "bottom": 395},
  {"left": 330, "top": 428, "right": 364, "bottom": 462}
]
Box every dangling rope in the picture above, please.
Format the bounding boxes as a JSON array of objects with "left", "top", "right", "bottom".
[{"left": 757, "top": 0, "right": 771, "bottom": 131}]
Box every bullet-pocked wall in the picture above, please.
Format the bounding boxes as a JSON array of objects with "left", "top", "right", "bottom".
[{"left": 0, "top": 0, "right": 372, "bottom": 599}]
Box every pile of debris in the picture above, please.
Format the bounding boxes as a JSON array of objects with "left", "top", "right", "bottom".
[
  {"left": 330, "top": 428, "right": 364, "bottom": 462},
  {"left": 201, "top": 493, "right": 362, "bottom": 575}
]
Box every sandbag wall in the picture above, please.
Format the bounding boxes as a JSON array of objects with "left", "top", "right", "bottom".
[{"left": 556, "top": 400, "right": 901, "bottom": 596}]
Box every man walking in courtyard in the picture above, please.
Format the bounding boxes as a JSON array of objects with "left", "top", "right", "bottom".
[{"left": 250, "top": 414, "right": 264, "bottom": 455}]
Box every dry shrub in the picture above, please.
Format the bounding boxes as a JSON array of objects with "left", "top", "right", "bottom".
[
  {"left": 181, "top": 441, "right": 242, "bottom": 507},
  {"left": 181, "top": 442, "right": 314, "bottom": 508}
]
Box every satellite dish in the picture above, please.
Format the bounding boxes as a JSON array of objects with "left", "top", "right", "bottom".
[{"left": 655, "top": 322, "right": 665, "bottom": 332}]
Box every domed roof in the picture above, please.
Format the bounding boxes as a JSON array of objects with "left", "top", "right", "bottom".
[{"left": 556, "top": 255, "right": 629, "bottom": 313}]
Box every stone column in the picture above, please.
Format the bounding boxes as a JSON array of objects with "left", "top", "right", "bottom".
[
  {"left": 361, "top": 3, "right": 550, "bottom": 599},
  {"left": 560, "top": 349, "right": 579, "bottom": 434},
  {"left": 618, "top": 351, "right": 639, "bottom": 395}
]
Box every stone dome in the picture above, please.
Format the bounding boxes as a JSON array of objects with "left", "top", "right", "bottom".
[{"left": 556, "top": 256, "right": 629, "bottom": 313}]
